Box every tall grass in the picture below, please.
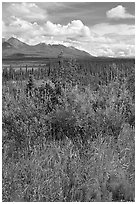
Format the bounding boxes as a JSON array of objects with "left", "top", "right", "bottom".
[{"left": 2, "top": 61, "right": 135, "bottom": 202}]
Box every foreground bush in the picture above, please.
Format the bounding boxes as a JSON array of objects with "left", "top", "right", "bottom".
[{"left": 2, "top": 66, "right": 135, "bottom": 201}]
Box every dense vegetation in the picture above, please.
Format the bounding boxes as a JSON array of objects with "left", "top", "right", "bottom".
[{"left": 2, "top": 58, "right": 135, "bottom": 201}]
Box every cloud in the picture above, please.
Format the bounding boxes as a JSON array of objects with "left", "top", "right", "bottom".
[
  {"left": 2, "top": 17, "right": 92, "bottom": 43},
  {"left": 3, "top": 16, "right": 42, "bottom": 40},
  {"left": 106, "top": 5, "right": 135, "bottom": 19},
  {"left": 89, "top": 22, "right": 135, "bottom": 56},
  {"left": 97, "top": 44, "right": 134, "bottom": 58},
  {"left": 4, "top": 2, "right": 47, "bottom": 22},
  {"left": 2, "top": 15, "right": 135, "bottom": 58},
  {"left": 91, "top": 23, "right": 135, "bottom": 36},
  {"left": 44, "top": 20, "right": 91, "bottom": 37},
  {"left": 2, "top": 21, "right": 6, "bottom": 35}
]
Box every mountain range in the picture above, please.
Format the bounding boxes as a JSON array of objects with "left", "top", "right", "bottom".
[{"left": 2, "top": 37, "right": 93, "bottom": 59}]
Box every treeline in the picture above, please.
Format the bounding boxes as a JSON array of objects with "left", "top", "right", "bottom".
[
  {"left": 2, "top": 59, "right": 135, "bottom": 88},
  {"left": 2, "top": 65, "right": 50, "bottom": 82}
]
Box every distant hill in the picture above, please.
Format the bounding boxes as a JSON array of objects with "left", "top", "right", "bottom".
[
  {"left": 7, "top": 37, "right": 30, "bottom": 50},
  {"left": 2, "top": 37, "right": 93, "bottom": 59}
]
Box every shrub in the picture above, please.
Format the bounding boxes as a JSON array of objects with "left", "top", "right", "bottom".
[{"left": 2, "top": 61, "right": 135, "bottom": 201}]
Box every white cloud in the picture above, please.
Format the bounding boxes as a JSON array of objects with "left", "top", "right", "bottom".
[
  {"left": 3, "top": 16, "right": 42, "bottom": 40},
  {"left": 2, "top": 16, "right": 135, "bottom": 58},
  {"left": 5, "top": 3, "right": 47, "bottom": 22},
  {"left": 44, "top": 20, "right": 91, "bottom": 37},
  {"left": 106, "top": 5, "right": 135, "bottom": 19},
  {"left": 2, "top": 21, "right": 6, "bottom": 36},
  {"left": 88, "top": 43, "right": 135, "bottom": 58},
  {"left": 91, "top": 23, "right": 135, "bottom": 36}
]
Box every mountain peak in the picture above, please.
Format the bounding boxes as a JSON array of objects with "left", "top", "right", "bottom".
[
  {"left": 3, "top": 37, "right": 93, "bottom": 59},
  {"left": 7, "top": 37, "right": 29, "bottom": 49},
  {"left": 36, "top": 42, "right": 47, "bottom": 46},
  {"left": 8, "top": 36, "right": 17, "bottom": 40},
  {"left": 7, "top": 37, "right": 20, "bottom": 43}
]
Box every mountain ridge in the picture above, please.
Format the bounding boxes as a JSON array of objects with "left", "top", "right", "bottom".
[{"left": 2, "top": 37, "right": 93, "bottom": 59}]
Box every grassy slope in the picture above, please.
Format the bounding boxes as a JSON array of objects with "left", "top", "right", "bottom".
[{"left": 2, "top": 62, "right": 135, "bottom": 202}]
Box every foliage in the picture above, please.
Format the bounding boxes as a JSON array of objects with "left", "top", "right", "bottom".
[{"left": 2, "top": 59, "right": 135, "bottom": 201}]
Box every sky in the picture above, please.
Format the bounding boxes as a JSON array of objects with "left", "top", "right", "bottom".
[{"left": 2, "top": 2, "right": 135, "bottom": 57}]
